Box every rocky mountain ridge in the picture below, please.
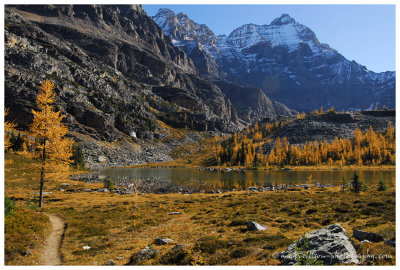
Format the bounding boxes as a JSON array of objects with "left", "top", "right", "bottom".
[
  {"left": 5, "top": 4, "right": 243, "bottom": 137},
  {"left": 152, "top": 8, "right": 296, "bottom": 122},
  {"left": 271, "top": 110, "right": 395, "bottom": 145},
  {"left": 5, "top": 4, "right": 249, "bottom": 167},
  {"left": 153, "top": 9, "right": 395, "bottom": 112}
]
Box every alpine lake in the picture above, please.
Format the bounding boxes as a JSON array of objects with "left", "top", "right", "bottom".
[{"left": 97, "top": 167, "right": 395, "bottom": 191}]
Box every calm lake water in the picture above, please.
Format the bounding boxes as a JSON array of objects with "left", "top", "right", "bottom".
[{"left": 98, "top": 168, "right": 395, "bottom": 190}]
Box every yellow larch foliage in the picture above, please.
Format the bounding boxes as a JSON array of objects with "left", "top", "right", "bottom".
[
  {"left": 4, "top": 108, "right": 16, "bottom": 150},
  {"left": 23, "top": 80, "right": 74, "bottom": 207},
  {"left": 218, "top": 119, "right": 395, "bottom": 168}
]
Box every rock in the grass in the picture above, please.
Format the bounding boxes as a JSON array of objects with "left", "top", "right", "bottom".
[
  {"left": 278, "top": 223, "right": 359, "bottom": 265},
  {"left": 247, "top": 221, "right": 269, "bottom": 231},
  {"left": 172, "top": 244, "right": 188, "bottom": 251},
  {"left": 83, "top": 246, "right": 91, "bottom": 250},
  {"left": 167, "top": 212, "right": 181, "bottom": 215},
  {"left": 96, "top": 188, "right": 109, "bottom": 192},
  {"left": 157, "top": 188, "right": 168, "bottom": 193},
  {"left": 360, "top": 240, "right": 371, "bottom": 244},
  {"left": 385, "top": 238, "right": 395, "bottom": 247},
  {"left": 248, "top": 187, "right": 258, "bottom": 192},
  {"left": 127, "top": 246, "right": 159, "bottom": 264},
  {"left": 24, "top": 249, "right": 32, "bottom": 256},
  {"left": 104, "top": 259, "right": 117, "bottom": 265},
  {"left": 116, "top": 257, "right": 123, "bottom": 260},
  {"left": 34, "top": 192, "right": 52, "bottom": 195},
  {"left": 353, "top": 229, "right": 384, "bottom": 243},
  {"left": 81, "top": 189, "right": 92, "bottom": 192},
  {"left": 155, "top": 238, "right": 174, "bottom": 245}
]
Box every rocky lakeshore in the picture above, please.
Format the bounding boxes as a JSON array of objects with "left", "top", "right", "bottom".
[{"left": 71, "top": 171, "right": 337, "bottom": 195}]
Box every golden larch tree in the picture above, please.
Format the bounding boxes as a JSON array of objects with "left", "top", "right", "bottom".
[
  {"left": 4, "top": 108, "right": 16, "bottom": 150},
  {"left": 5, "top": 108, "right": 17, "bottom": 166},
  {"left": 26, "top": 80, "right": 74, "bottom": 207}
]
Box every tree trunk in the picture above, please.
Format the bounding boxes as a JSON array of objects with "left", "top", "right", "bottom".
[
  {"left": 39, "top": 167, "right": 44, "bottom": 208},
  {"left": 39, "top": 142, "right": 46, "bottom": 208}
]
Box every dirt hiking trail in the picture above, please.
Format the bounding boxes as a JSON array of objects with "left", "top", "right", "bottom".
[{"left": 42, "top": 213, "right": 65, "bottom": 265}]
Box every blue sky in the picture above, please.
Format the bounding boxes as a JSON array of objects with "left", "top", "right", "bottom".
[{"left": 143, "top": 5, "right": 395, "bottom": 73}]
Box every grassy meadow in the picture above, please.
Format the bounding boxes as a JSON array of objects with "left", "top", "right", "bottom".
[{"left": 4, "top": 153, "right": 395, "bottom": 265}]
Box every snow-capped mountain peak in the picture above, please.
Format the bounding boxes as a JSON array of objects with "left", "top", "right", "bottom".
[
  {"left": 152, "top": 8, "right": 395, "bottom": 112},
  {"left": 153, "top": 8, "right": 217, "bottom": 48},
  {"left": 224, "top": 14, "right": 323, "bottom": 53},
  {"left": 270, "top": 13, "right": 296, "bottom": 25}
]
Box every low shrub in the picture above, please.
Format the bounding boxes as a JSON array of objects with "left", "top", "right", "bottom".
[
  {"left": 230, "top": 247, "right": 251, "bottom": 258},
  {"left": 228, "top": 220, "right": 247, "bottom": 227},
  {"left": 103, "top": 178, "right": 114, "bottom": 190},
  {"left": 367, "top": 201, "right": 384, "bottom": 207},
  {"left": 193, "top": 236, "right": 229, "bottom": 254},
  {"left": 158, "top": 247, "right": 194, "bottom": 265},
  {"left": 305, "top": 208, "right": 317, "bottom": 215},
  {"left": 377, "top": 179, "right": 388, "bottom": 191},
  {"left": 5, "top": 195, "right": 14, "bottom": 216}
]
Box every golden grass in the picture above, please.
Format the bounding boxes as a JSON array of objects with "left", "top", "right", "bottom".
[
  {"left": 4, "top": 207, "right": 51, "bottom": 265},
  {"left": 4, "top": 153, "right": 396, "bottom": 266}
]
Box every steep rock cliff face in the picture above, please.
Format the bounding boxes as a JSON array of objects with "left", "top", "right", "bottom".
[
  {"left": 152, "top": 8, "right": 296, "bottom": 123},
  {"left": 213, "top": 80, "right": 296, "bottom": 123},
  {"left": 5, "top": 4, "right": 240, "bottom": 143},
  {"left": 152, "top": 8, "right": 220, "bottom": 78},
  {"left": 153, "top": 10, "right": 395, "bottom": 112},
  {"left": 5, "top": 5, "right": 244, "bottom": 167}
]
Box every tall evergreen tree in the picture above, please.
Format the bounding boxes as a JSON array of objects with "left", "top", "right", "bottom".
[
  {"left": 350, "top": 172, "right": 362, "bottom": 194},
  {"left": 341, "top": 176, "right": 348, "bottom": 193}
]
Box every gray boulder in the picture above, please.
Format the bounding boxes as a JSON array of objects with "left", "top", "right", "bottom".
[
  {"left": 167, "top": 212, "right": 181, "bottom": 215},
  {"left": 278, "top": 224, "right": 359, "bottom": 265},
  {"left": 98, "top": 155, "right": 107, "bottom": 162},
  {"left": 172, "top": 244, "right": 188, "bottom": 251},
  {"left": 155, "top": 238, "right": 174, "bottom": 245},
  {"left": 104, "top": 259, "right": 117, "bottom": 265},
  {"left": 353, "top": 229, "right": 384, "bottom": 243},
  {"left": 360, "top": 240, "right": 371, "bottom": 244},
  {"left": 385, "top": 238, "right": 395, "bottom": 247},
  {"left": 127, "top": 246, "right": 159, "bottom": 265},
  {"left": 247, "top": 221, "right": 268, "bottom": 231}
]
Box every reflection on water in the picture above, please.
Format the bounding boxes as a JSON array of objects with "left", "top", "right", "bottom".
[{"left": 98, "top": 168, "right": 395, "bottom": 190}]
